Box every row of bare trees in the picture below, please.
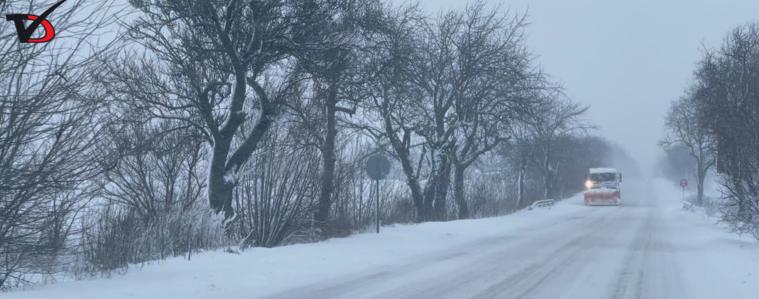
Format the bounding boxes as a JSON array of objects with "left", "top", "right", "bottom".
[
  {"left": 0, "top": 0, "right": 610, "bottom": 289},
  {"left": 662, "top": 22, "right": 759, "bottom": 240}
]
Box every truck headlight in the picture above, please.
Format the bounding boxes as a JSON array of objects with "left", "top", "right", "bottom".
[{"left": 585, "top": 180, "right": 593, "bottom": 189}]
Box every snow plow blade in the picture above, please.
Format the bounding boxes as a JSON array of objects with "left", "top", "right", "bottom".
[{"left": 584, "top": 189, "right": 621, "bottom": 206}]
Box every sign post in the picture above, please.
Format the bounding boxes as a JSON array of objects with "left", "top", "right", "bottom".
[
  {"left": 366, "top": 155, "right": 391, "bottom": 234},
  {"left": 680, "top": 178, "right": 688, "bottom": 202}
]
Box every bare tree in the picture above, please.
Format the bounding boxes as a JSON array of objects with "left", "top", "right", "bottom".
[
  {"left": 357, "top": 7, "right": 465, "bottom": 222},
  {"left": 286, "top": 0, "right": 380, "bottom": 234},
  {"left": 503, "top": 123, "right": 539, "bottom": 208},
  {"left": 448, "top": 4, "right": 538, "bottom": 219},
  {"left": 661, "top": 92, "right": 716, "bottom": 206},
  {"left": 0, "top": 0, "right": 118, "bottom": 288},
  {"left": 356, "top": 4, "right": 430, "bottom": 222},
  {"left": 523, "top": 94, "right": 590, "bottom": 200},
  {"left": 104, "top": 0, "right": 313, "bottom": 221}
]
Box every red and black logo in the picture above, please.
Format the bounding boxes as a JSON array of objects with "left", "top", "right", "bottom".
[{"left": 5, "top": 0, "right": 66, "bottom": 43}]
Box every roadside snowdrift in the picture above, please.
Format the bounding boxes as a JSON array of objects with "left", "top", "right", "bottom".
[
  {"left": 5, "top": 197, "right": 586, "bottom": 299},
  {"left": 651, "top": 179, "right": 759, "bottom": 299}
]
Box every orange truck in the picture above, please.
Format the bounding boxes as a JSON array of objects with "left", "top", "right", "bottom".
[{"left": 584, "top": 168, "right": 622, "bottom": 206}]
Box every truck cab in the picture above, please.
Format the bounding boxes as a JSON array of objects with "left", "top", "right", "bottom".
[{"left": 584, "top": 168, "right": 622, "bottom": 206}]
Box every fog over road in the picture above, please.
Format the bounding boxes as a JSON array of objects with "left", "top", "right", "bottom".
[{"left": 268, "top": 180, "right": 687, "bottom": 299}]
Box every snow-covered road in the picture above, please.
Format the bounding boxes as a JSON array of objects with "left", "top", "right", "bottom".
[
  {"left": 267, "top": 180, "right": 686, "bottom": 299},
  {"left": 6, "top": 179, "right": 759, "bottom": 299}
]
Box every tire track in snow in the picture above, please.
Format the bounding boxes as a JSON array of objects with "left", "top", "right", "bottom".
[
  {"left": 263, "top": 206, "right": 606, "bottom": 299},
  {"left": 610, "top": 208, "right": 651, "bottom": 299},
  {"left": 471, "top": 213, "right": 616, "bottom": 299}
]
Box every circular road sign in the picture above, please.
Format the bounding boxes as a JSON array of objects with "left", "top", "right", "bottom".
[
  {"left": 366, "top": 155, "right": 391, "bottom": 180},
  {"left": 680, "top": 179, "right": 688, "bottom": 188}
]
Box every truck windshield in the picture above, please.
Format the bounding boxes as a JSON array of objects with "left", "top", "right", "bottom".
[{"left": 590, "top": 173, "right": 617, "bottom": 182}]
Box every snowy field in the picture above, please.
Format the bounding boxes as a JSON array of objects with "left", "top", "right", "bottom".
[{"left": 5, "top": 179, "right": 758, "bottom": 299}]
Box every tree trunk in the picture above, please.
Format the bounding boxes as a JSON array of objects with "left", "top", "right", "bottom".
[
  {"left": 208, "top": 135, "right": 236, "bottom": 220},
  {"left": 543, "top": 149, "right": 551, "bottom": 200},
  {"left": 434, "top": 169, "right": 450, "bottom": 220},
  {"left": 454, "top": 164, "right": 469, "bottom": 219},
  {"left": 696, "top": 163, "right": 706, "bottom": 206},
  {"left": 380, "top": 102, "right": 425, "bottom": 222},
  {"left": 207, "top": 80, "right": 277, "bottom": 222},
  {"left": 425, "top": 154, "right": 451, "bottom": 221},
  {"left": 517, "top": 164, "right": 525, "bottom": 209},
  {"left": 314, "top": 82, "right": 339, "bottom": 235}
]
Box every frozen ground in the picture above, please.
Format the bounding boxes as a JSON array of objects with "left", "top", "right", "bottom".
[{"left": 5, "top": 179, "right": 759, "bottom": 299}]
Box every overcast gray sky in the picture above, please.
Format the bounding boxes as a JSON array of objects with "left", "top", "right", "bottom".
[{"left": 404, "top": 0, "right": 759, "bottom": 171}]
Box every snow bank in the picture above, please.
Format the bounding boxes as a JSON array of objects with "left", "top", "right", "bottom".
[{"left": 652, "top": 179, "right": 759, "bottom": 299}]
